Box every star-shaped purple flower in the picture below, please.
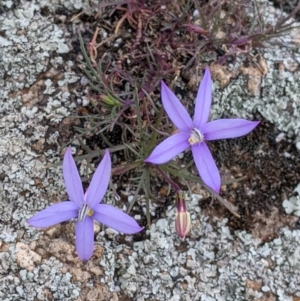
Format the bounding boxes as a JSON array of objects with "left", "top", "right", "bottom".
[
  {"left": 145, "top": 67, "right": 259, "bottom": 194},
  {"left": 28, "top": 148, "right": 142, "bottom": 261}
]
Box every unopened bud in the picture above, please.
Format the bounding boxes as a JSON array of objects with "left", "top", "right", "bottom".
[
  {"left": 175, "top": 191, "right": 191, "bottom": 239},
  {"left": 100, "top": 94, "right": 121, "bottom": 107}
]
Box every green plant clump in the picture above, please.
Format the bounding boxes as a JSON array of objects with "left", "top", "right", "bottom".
[{"left": 70, "top": 0, "right": 299, "bottom": 228}]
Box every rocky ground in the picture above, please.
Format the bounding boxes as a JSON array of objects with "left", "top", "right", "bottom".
[{"left": 1, "top": 0, "right": 300, "bottom": 300}]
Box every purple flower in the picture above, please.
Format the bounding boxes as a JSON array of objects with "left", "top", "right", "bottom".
[
  {"left": 145, "top": 67, "right": 259, "bottom": 194},
  {"left": 28, "top": 148, "right": 142, "bottom": 261}
]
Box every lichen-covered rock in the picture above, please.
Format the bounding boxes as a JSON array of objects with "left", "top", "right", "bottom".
[
  {"left": 283, "top": 184, "right": 300, "bottom": 216},
  {"left": 1, "top": 0, "right": 300, "bottom": 300}
]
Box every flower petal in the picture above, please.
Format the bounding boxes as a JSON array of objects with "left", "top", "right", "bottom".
[
  {"left": 86, "top": 149, "right": 111, "bottom": 209},
  {"left": 193, "top": 67, "right": 212, "bottom": 128},
  {"left": 93, "top": 204, "right": 143, "bottom": 234},
  {"left": 202, "top": 119, "right": 260, "bottom": 141},
  {"left": 75, "top": 217, "right": 94, "bottom": 261},
  {"left": 191, "top": 143, "right": 221, "bottom": 193},
  {"left": 27, "top": 201, "right": 78, "bottom": 228},
  {"left": 144, "top": 132, "right": 190, "bottom": 164},
  {"left": 161, "top": 81, "right": 193, "bottom": 131},
  {"left": 63, "top": 148, "right": 85, "bottom": 207}
]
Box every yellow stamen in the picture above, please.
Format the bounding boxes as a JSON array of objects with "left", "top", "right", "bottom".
[
  {"left": 78, "top": 204, "right": 94, "bottom": 221},
  {"left": 188, "top": 128, "right": 204, "bottom": 145},
  {"left": 87, "top": 208, "right": 94, "bottom": 216}
]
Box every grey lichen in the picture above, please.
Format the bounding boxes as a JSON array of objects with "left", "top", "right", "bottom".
[
  {"left": 0, "top": 1, "right": 83, "bottom": 299},
  {"left": 1, "top": 0, "right": 300, "bottom": 300},
  {"left": 0, "top": 256, "right": 79, "bottom": 301},
  {"left": 283, "top": 184, "right": 300, "bottom": 216},
  {"left": 118, "top": 205, "right": 300, "bottom": 300}
]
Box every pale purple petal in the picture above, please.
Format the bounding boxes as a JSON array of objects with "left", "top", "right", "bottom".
[
  {"left": 75, "top": 217, "right": 94, "bottom": 261},
  {"left": 161, "top": 81, "right": 193, "bottom": 131},
  {"left": 93, "top": 204, "right": 143, "bottom": 234},
  {"left": 193, "top": 67, "right": 212, "bottom": 128},
  {"left": 86, "top": 149, "right": 111, "bottom": 209},
  {"left": 191, "top": 143, "right": 221, "bottom": 193},
  {"left": 27, "top": 201, "right": 78, "bottom": 228},
  {"left": 145, "top": 132, "right": 190, "bottom": 164},
  {"left": 202, "top": 119, "right": 260, "bottom": 141},
  {"left": 63, "top": 148, "right": 85, "bottom": 207}
]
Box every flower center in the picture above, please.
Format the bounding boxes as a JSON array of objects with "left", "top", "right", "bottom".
[
  {"left": 188, "top": 128, "right": 204, "bottom": 145},
  {"left": 78, "top": 204, "right": 94, "bottom": 222}
]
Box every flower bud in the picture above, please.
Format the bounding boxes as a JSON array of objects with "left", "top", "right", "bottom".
[
  {"left": 175, "top": 191, "right": 191, "bottom": 239},
  {"left": 100, "top": 94, "right": 121, "bottom": 107}
]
